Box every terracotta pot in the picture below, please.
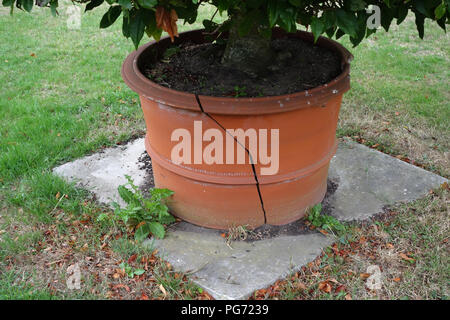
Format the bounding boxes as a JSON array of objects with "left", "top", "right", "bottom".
[{"left": 122, "top": 29, "right": 352, "bottom": 229}]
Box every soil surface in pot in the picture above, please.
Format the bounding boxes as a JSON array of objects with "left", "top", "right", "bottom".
[{"left": 142, "top": 37, "right": 342, "bottom": 97}]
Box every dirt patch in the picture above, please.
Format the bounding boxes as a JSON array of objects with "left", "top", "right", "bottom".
[
  {"left": 137, "top": 151, "right": 155, "bottom": 196},
  {"left": 245, "top": 178, "right": 339, "bottom": 242},
  {"left": 142, "top": 37, "right": 342, "bottom": 97}
]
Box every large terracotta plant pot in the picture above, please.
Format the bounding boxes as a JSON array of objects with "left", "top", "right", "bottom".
[{"left": 122, "top": 29, "right": 352, "bottom": 229}]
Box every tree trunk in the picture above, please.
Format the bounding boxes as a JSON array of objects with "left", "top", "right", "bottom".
[{"left": 221, "top": 12, "right": 274, "bottom": 77}]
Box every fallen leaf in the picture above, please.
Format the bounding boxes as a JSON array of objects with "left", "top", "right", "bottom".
[
  {"left": 112, "top": 284, "right": 130, "bottom": 292},
  {"left": 296, "top": 282, "right": 307, "bottom": 290},
  {"left": 335, "top": 285, "right": 346, "bottom": 293},
  {"left": 128, "top": 254, "right": 137, "bottom": 264},
  {"left": 360, "top": 273, "right": 370, "bottom": 279},
  {"left": 159, "top": 284, "right": 168, "bottom": 297},
  {"left": 318, "top": 281, "right": 332, "bottom": 293},
  {"left": 112, "top": 273, "right": 121, "bottom": 279},
  {"left": 80, "top": 243, "right": 89, "bottom": 252},
  {"left": 399, "top": 253, "right": 415, "bottom": 262},
  {"left": 140, "top": 292, "right": 149, "bottom": 300}
]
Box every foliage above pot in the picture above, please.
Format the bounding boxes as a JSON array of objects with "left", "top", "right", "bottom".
[{"left": 3, "top": 0, "right": 449, "bottom": 49}]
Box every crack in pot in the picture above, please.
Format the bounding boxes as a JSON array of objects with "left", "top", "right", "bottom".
[{"left": 195, "top": 94, "right": 267, "bottom": 224}]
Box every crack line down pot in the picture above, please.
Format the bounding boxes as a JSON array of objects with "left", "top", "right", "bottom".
[{"left": 122, "top": 29, "right": 352, "bottom": 229}]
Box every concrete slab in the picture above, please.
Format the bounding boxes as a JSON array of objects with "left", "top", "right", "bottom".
[
  {"left": 53, "top": 137, "right": 447, "bottom": 300},
  {"left": 149, "top": 222, "right": 332, "bottom": 300},
  {"left": 328, "top": 139, "right": 448, "bottom": 221},
  {"left": 53, "top": 139, "right": 147, "bottom": 207}
]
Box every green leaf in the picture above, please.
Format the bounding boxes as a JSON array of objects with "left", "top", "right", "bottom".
[
  {"left": 122, "top": 14, "right": 130, "bottom": 37},
  {"left": 335, "top": 28, "right": 345, "bottom": 39},
  {"left": 325, "top": 26, "right": 336, "bottom": 38},
  {"left": 310, "top": 17, "right": 325, "bottom": 42},
  {"left": 134, "top": 222, "right": 150, "bottom": 242},
  {"left": 137, "top": 0, "right": 156, "bottom": 9},
  {"left": 396, "top": 6, "right": 409, "bottom": 24},
  {"left": 436, "top": 15, "right": 446, "bottom": 31},
  {"left": 288, "top": 0, "right": 301, "bottom": 6},
  {"left": 2, "top": 0, "right": 15, "bottom": 6},
  {"left": 158, "top": 213, "right": 176, "bottom": 225},
  {"left": 22, "top": 0, "right": 33, "bottom": 12},
  {"left": 100, "top": 5, "right": 122, "bottom": 29},
  {"left": 267, "top": 0, "right": 279, "bottom": 27},
  {"left": 278, "top": 7, "right": 296, "bottom": 32},
  {"left": 412, "top": 0, "right": 431, "bottom": 17},
  {"left": 336, "top": 9, "right": 357, "bottom": 38},
  {"left": 349, "top": 0, "right": 366, "bottom": 11},
  {"left": 380, "top": 5, "right": 395, "bottom": 31},
  {"left": 350, "top": 11, "right": 368, "bottom": 47},
  {"left": 202, "top": 19, "right": 219, "bottom": 32},
  {"left": 134, "top": 269, "right": 145, "bottom": 276},
  {"left": 129, "top": 10, "right": 146, "bottom": 49},
  {"left": 414, "top": 11, "right": 425, "bottom": 39},
  {"left": 118, "top": 0, "right": 132, "bottom": 10},
  {"left": 117, "top": 185, "right": 140, "bottom": 206},
  {"left": 435, "top": 2, "right": 446, "bottom": 19},
  {"left": 96, "top": 213, "right": 109, "bottom": 222},
  {"left": 163, "top": 46, "right": 180, "bottom": 59},
  {"left": 147, "top": 222, "right": 165, "bottom": 239},
  {"left": 50, "top": 0, "right": 57, "bottom": 17},
  {"left": 85, "top": 0, "right": 104, "bottom": 12},
  {"left": 150, "top": 188, "right": 174, "bottom": 201}
]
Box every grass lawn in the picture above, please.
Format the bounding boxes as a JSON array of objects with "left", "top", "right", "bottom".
[{"left": 0, "top": 2, "right": 448, "bottom": 300}]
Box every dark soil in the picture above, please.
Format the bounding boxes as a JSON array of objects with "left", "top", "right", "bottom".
[
  {"left": 142, "top": 37, "right": 342, "bottom": 97},
  {"left": 245, "top": 178, "right": 339, "bottom": 242},
  {"left": 137, "top": 151, "right": 155, "bottom": 196}
]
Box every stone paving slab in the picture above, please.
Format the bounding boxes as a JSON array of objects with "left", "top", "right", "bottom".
[
  {"left": 53, "top": 137, "right": 447, "bottom": 300},
  {"left": 327, "top": 140, "right": 447, "bottom": 221}
]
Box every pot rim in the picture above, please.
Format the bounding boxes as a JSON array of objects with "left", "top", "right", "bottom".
[{"left": 122, "top": 29, "right": 353, "bottom": 115}]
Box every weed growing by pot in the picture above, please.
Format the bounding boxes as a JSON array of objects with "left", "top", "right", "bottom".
[
  {"left": 98, "top": 175, "right": 175, "bottom": 241},
  {"left": 118, "top": 261, "right": 146, "bottom": 278},
  {"left": 224, "top": 224, "right": 253, "bottom": 247},
  {"left": 306, "top": 203, "right": 347, "bottom": 238}
]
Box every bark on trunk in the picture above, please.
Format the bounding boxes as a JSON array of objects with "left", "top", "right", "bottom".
[{"left": 221, "top": 13, "right": 274, "bottom": 77}]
